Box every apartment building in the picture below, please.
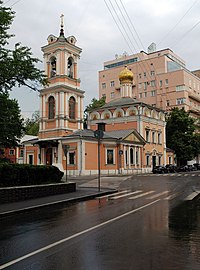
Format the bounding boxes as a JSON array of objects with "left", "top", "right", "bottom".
[{"left": 99, "top": 48, "right": 200, "bottom": 118}]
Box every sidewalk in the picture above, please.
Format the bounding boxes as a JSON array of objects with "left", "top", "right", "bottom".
[{"left": 0, "top": 186, "right": 117, "bottom": 217}]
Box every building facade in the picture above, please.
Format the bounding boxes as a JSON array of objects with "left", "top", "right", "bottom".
[{"left": 99, "top": 49, "right": 200, "bottom": 118}]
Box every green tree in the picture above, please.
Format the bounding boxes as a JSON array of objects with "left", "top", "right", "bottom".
[
  {"left": 84, "top": 96, "right": 106, "bottom": 128},
  {"left": 0, "top": 92, "right": 24, "bottom": 147},
  {"left": 0, "top": 1, "right": 47, "bottom": 93},
  {"left": 166, "top": 107, "right": 197, "bottom": 166},
  {"left": 24, "top": 111, "right": 39, "bottom": 136}
]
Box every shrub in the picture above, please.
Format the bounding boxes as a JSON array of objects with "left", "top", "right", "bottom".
[{"left": 0, "top": 164, "right": 64, "bottom": 187}]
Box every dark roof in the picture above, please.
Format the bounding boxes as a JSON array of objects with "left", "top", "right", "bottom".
[
  {"left": 100, "top": 97, "right": 164, "bottom": 112},
  {"left": 62, "top": 128, "right": 145, "bottom": 144},
  {"left": 102, "top": 97, "right": 139, "bottom": 109}
]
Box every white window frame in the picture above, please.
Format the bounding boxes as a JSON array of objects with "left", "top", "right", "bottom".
[
  {"left": 106, "top": 148, "right": 115, "bottom": 165},
  {"left": 110, "top": 81, "right": 115, "bottom": 87}
]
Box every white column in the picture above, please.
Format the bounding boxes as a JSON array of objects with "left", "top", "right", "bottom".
[
  {"left": 65, "top": 93, "right": 68, "bottom": 128},
  {"left": 60, "top": 92, "right": 64, "bottom": 128},
  {"left": 43, "top": 95, "right": 46, "bottom": 129}
]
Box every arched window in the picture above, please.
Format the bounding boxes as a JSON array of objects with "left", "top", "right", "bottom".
[
  {"left": 67, "top": 57, "right": 74, "bottom": 78},
  {"left": 69, "top": 96, "right": 76, "bottom": 119},
  {"left": 48, "top": 96, "right": 55, "bottom": 119},
  {"left": 130, "top": 148, "right": 134, "bottom": 165},
  {"left": 50, "top": 57, "right": 56, "bottom": 77}
]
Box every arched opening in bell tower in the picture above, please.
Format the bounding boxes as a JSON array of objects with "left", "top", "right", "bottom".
[
  {"left": 67, "top": 57, "right": 74, "bottom": 78},
  {"left": 48, "top": 96, "right": 55, "bottom": 119},
  {"left": 69, "top": 96, "right": 76, "bottom": 119},
  {"left": 50, "top": 56, "right": 57, "bottom": 77}
]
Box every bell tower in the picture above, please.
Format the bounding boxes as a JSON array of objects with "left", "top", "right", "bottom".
[{"left": 39, "top": 15, "right": 84, "bottom": 139}]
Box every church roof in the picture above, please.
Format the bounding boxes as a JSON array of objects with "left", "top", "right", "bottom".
[
  {"left": 101, "top": 97, "right": 138, "bottom": 109},
  {"left": 62, "top": 128, "right": 145, "bottom": 144},
  {"left": 100, "top": 97, "right": 164, "bottom": 112}
]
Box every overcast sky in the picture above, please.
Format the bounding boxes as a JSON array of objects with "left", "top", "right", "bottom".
[{"left": 5, "top": 0, "right": 200, "bottom": 118}]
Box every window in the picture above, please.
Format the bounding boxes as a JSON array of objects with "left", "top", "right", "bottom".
[
  {"left": 69, "top": 152, "right": 75, "bottom": 165},
  {"left": 158, "top": 133, "right": 161, "bottom": 144},
  {"left": 110, "top": 81, "right": 115, "bottom": 87},
  {"left": 67, "top": 57, "right": 74, "bottom": 78},
  {"left": 176, "top": 98, "right": 186, "bottom": 105},
  {"left": 146, "top": 130, "right": 150, "bottom": 142},
  {"left": 110, "top": 92, "right": 115, "bottom": 99},
  {"left": 102, "top": 83, "right": 106, "bottom": 89},
  {"left": 151, "top": 90, "right": 156, "bottom": 96},
  {"left": 166, "top": 100, "right": 170, "bottom": 107},
  {"left": 159, "top": 80, "right": 162, "bottom": 87},
  {"left": 144, "top": 92, "right": 147, "bottom": 97},
  {"left": 107, "top": 149, "right": 114, "bottom": 164},
  {"left": 176, "top": 85, "right": 185, "bottom": 91},
  {"left": 151, "top": 71, "right": 155, "bottom": 76},
  {"left": 169, "top": 156, "right": 172, "bottom": 164},
  {"left": 130, "top": 148, "right": 134, "bottom": 165},
  {"left": 152, "top": 131, "right": 156, "bottom": 143},
  {"left": 9, "top": 149, "right": 14, "bottom": 155},
  {"left": 20, "top": 149, "right": 24, "bottom": 157},
  {"left": 150, "top": 80, "right": 156, "bottom": 87},
  {"left": 28, "top": 155, "right": 33, "bottom": 165},
  {"left": 138, "top": 83, "right": 142, "bottom": 89},
  {"left": 50, "top": 57, "right": 56, "bottom": 77},
  {"left": 158, "top": 156, "right": 161, "bottom": 166},
  {"left": 48, "top": 96, "right": 55, "bottom": 119},
  {"left": 139, "top": 73, "right": 142, "bottom": 79},
  {"left": 136, "top": 151, "right": 139, "bottom": 165},
  {"left": 144, "top": 82, "right": 147, "bottom": 90},
  {"left": 125, "top": 150, "right": 128, "bottom": 165},
  {"left": 69, "top": 96, "right": 76, "bottom": 119},
  {"left": 146, "top": 155, "right": 150, "bottom": 166},
  {"left": 144, "top": 72, "right": 146, "bottom": 77},
  {"left": 139, "top": 93, "right": 142, "bottom": 98},
  {"left": 165, "top": 79, "right": 168, "bottom": 86}
]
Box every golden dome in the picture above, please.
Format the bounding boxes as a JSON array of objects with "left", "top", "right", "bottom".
[{"left": 119, "top": 66, "right": 134, "bottom": 84}]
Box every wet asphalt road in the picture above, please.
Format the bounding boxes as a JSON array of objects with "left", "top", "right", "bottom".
[{"left": 1, "top": 172, "right": 200, "bottom": 270}]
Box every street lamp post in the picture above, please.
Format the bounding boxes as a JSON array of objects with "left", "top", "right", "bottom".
[
  {"left": 94, "top": 129, "right": 104, "bottom": 192},
  {"left": 62, "top": 144, "right": 70, "bottom": 182}
]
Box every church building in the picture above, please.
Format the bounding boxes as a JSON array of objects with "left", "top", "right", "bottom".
[{"left": 22, "top": 18, "right": 172, "bottom": 176}]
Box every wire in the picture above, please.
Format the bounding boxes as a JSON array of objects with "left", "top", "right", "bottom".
[
  {"left": 158, "top": 0, "right": 200, "bottom": 46},
  {"left": 170, "top": 20, "right": 200, "bottom": 48},
  {"left": 103, "top": 0, "right": 133, "bottom": 53}
]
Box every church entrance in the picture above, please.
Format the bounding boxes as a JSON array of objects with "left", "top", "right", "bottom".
[{"left": 46, "top": 148, "right": 53, "bottom": 165}]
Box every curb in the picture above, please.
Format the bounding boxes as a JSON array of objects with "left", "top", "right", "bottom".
[{"left": 0, "top": 189, "right": 118, "bottom": 217}]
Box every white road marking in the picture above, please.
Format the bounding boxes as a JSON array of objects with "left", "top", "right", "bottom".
[
  {"left": 146, "top": 191, "right": 169, "bottom": 200},
  {"left": 128, "top": 191, "right": 154, "bottom": 200},
  {"left": 110, "top": 190, "right": 143, "bottom": 200},
  {"left": 163, "top": 193, "right": 178, "bottom": 200},
  {"left": 96, "top": 190, "right": 131, "bottom": 199},
  {"left": 184, "top": 191, "right": 200, "bottom": 201},
  {"left": 0, "top": 199, "right": 161, "bottom": 270}
]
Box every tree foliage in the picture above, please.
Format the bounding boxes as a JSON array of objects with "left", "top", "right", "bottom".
[
  {"left": 0, "top": 1, "right": 48, "bottom": 93},
  {"left": 84, "top": 96, "right": 106, "bottom": 128},
  {"left": 24, "top": 111, "right": 39, "bottom": 136},
  {"left": 0, "top": 92, "right": 24, "bottom": 147},
  {"left": 85, "top": 96, "right": 106, "bottom": 112},
  {"left": 166, "top": 107, "right": 199, "bottom": 165}
]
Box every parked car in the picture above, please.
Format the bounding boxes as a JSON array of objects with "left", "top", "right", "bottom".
[
  {"left": 152, "top": 166, "right": 168, "bottom": 174},
  {"left": 165, "top": 164, "right": 177, "bottom": 173},
  {"left": 187, "top": 165, "right": 197, "bottom": 171},
  {"left": 193, "top": 163, "right": 200, "bottom": 170},
  {"left": 177, "top": 165, "right": 190, "bottom": 172}
]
